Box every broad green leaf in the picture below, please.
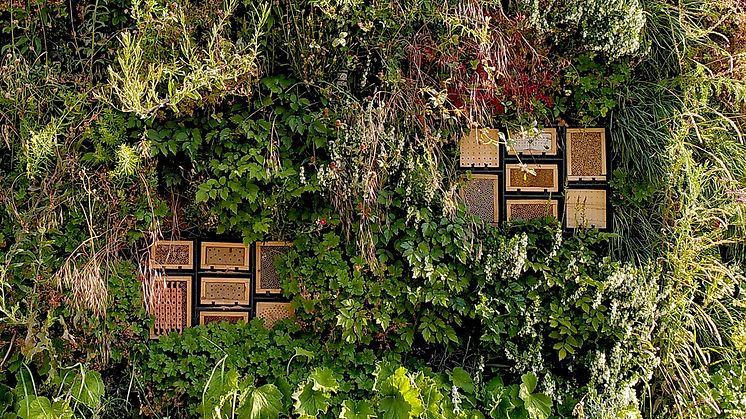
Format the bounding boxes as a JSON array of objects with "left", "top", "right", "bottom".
[
  {"left": 70, "top": 370, "right": 105, "bottom": 409},
  {"left": 519, "top": 373, "right": 552, "bottom": 419},
  {"left": 372, "top": 362, "right": 398, "bottom": 391},
  {"left": 339, "top": 400, "right": 376, "bottom": 419},
  {"left": 238, "top": 384, "right": 283, "bottom": 419},
  {"left": 309, "top": 368, "right": 339, "bottom": 393},
  {"left": 415, "top": 374, "right": 444, "bottom": 419},
  {"left": 449, "top": 367, "right": 475, "bottom": 394},
  {"left": 293, "top": 381, "right": 330, "bottom": 417},
  {"left": 520, "top": 373, "right": 537, "bottom": 394},
  {"left": 378, "top": 368, "right": 423, "bottom": 419},
  {"left": 18, "top": 396, "right": 73, "bottom": 419},
  {"left": 199, "top": 369, "right": 241, "bottom": 417}
]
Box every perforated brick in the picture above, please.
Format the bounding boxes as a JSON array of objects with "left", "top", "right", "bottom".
[{"left": 150, "top": 276, "right": 192, "bottom": 338}]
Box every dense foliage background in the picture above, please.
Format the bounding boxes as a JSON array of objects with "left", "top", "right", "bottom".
[{"left": 1, "top": 0, "right": 746, "bottom": 417}]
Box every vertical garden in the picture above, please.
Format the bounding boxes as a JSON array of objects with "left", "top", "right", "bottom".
[{"left": 1, "top": 0, "right": 746, "bottom": 417}]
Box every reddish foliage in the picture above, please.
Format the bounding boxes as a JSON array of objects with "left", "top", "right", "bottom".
[{"left": 405, "top": 7, "right": 565, "bottom": 124}]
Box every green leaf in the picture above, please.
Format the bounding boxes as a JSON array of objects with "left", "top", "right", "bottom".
[
  {"left": 378, "top": 368, "right": 423, "bottom": 419},
  {"left": 70, "top": 370, "right": 105, "bottom": 409},
  {"left": 293, "top": 381, "right": 330, "bottom": 417},
  {"left": 18, "top": 396, "right": 73, "bottom": 419},
  {"left": 238, "top": 384, "right": 283, "bottom": 419},
  {"left": 309, "top": 368, "right": 339, "bottom": 393},
  {"left": 519, "top": 373, "right": 552, "bottom": 419},
  {"left": 449, "top": 367, "right": 475, "bottom": 394},
  {"left": 520, "top": 373, "right": 537, "bottom": 394},
  {"left": 339, "top": 400, "right": 376, "bottom": 419},
  {"left": 199, "top": 369, "right": 241, "bottom": 417},
  {"left": 0, "top": 383, "right": 13, "bottom": 414},
  {"left": 294, "top": 347, "right": 315, "bottom": 361}
]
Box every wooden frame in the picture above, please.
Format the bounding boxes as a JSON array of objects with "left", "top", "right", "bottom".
[
  {"left": 505, "top": 164, "right": 559, "bottom": 193},
  {"left": 150, "top": 240, "right": 194, "bottom": 270},
  {"left": 461, "top": 174, "right": 500, "bottom": 225},
  {"left": 255, "top": 302, "right": 294, "bottom": 328},
  {"left": 506, "top": 199, "right": 559, "bottom": 222},
  {"left": 150, "top": 276, "right": 192, "bottom": 339},
  {"left": 200, "top": 242, "right": 250, "bottom": 271},
  {"left": 565, "top": 189, "right": 607, "bottom": 229},
  {"left": 199, "top": 311, "right": 249, "bottom": 325},
  {"left": 507, "top": 127, "right": 557, "bottom": 155},
  {"left": 256, "top": 241, "right": 293, "bottom": 294},
  {"left": 566, "top": 128, "right": 607, "bottom": 181},
  {"left": 459, "top": 128, "right": 501, "bottom": 168},
  {"left": 199, "top": 277, "right": 250, "bottom": 305}
]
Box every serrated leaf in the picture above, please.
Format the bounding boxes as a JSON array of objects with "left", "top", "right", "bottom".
[
  {"left": 449, "top": 367, "right": 475, "bottom": 394},
  {"left": 339, "top": 400, "right": 376, "bottom": 419},
  {"left": 378, "top": 368, "right": 423, "bottom": 419},
  {"left": 309, "top": 368, "right": 339, "bottom": 393},
  {"left": 519, "top": 373, "right": 552, "bottom": 419},
  {"left": 293, "top": 381, "right": 330, "bottom": 416},
  {"left": 238, "top": 384, "right": 283, "bottom": 419},
  {"left": 520, "top": 373, "right": 537, "bottom": 394}
]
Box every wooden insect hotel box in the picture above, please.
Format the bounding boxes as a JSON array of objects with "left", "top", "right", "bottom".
[
  {"left": 505, "top": 164, "right": 559, "bottom": 193},
  {"left": 198, "top": 311, "right": 249, "bottom": 325},
  {"left": 255, "top": 241, "right": 293, "bottom": 294},
  {"left": 199, "top": 277, "right": 250, "bottom": 305},
  {"left": 506, "top": 199, "right": 559, "bottom": 222},
  {"left": 200, "top": 242, "right": 250, "bottom": 271},
  {"left": 461, "top": 174, "right": 499, "bottom": 225},
  {"left": 150, "top": 240, "right": 194, "bottom": 270},
  {"left": 255, "top": 302, "right": 294, "bottom": 328},
  {"left": 565, "top": 189, "right": 608, "bottom": 229},
  {"left": 459, "top": 128, "right": 501, "bottom": 168},
  {"left": 566, "top": 128, "right": 608, "bottom": 181},
  {"left": 507, "top": 128, "right": 558, "bottom": 156}
]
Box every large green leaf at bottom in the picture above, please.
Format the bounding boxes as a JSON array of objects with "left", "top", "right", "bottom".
[
  {"left": 293, "top": 381, "right": 331, "bottom": 417},
  {"left": 339, "top": 400, "right": 376, "bottom": 419},
  {"left": 378, "top": 368, "right": 423, "bottom": 419},
  {"left": 17, "top": 396, "right": 73, "bottom": 419},
  {"left": 70, "top": 371, "right": 105, "bottom": 409},
  {"left": 518, "top": 373, "right": 552, "bottom": 419},
  {"left": 238, "top": 383, "right": 283, "bottom": 419},
  {"left": 309, "top": 368, "right": 339, "bottom": 393}
]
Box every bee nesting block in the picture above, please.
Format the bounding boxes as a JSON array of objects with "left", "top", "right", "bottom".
[{"left": 461, "top": 175, "right": 499, "bottom": 224}]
